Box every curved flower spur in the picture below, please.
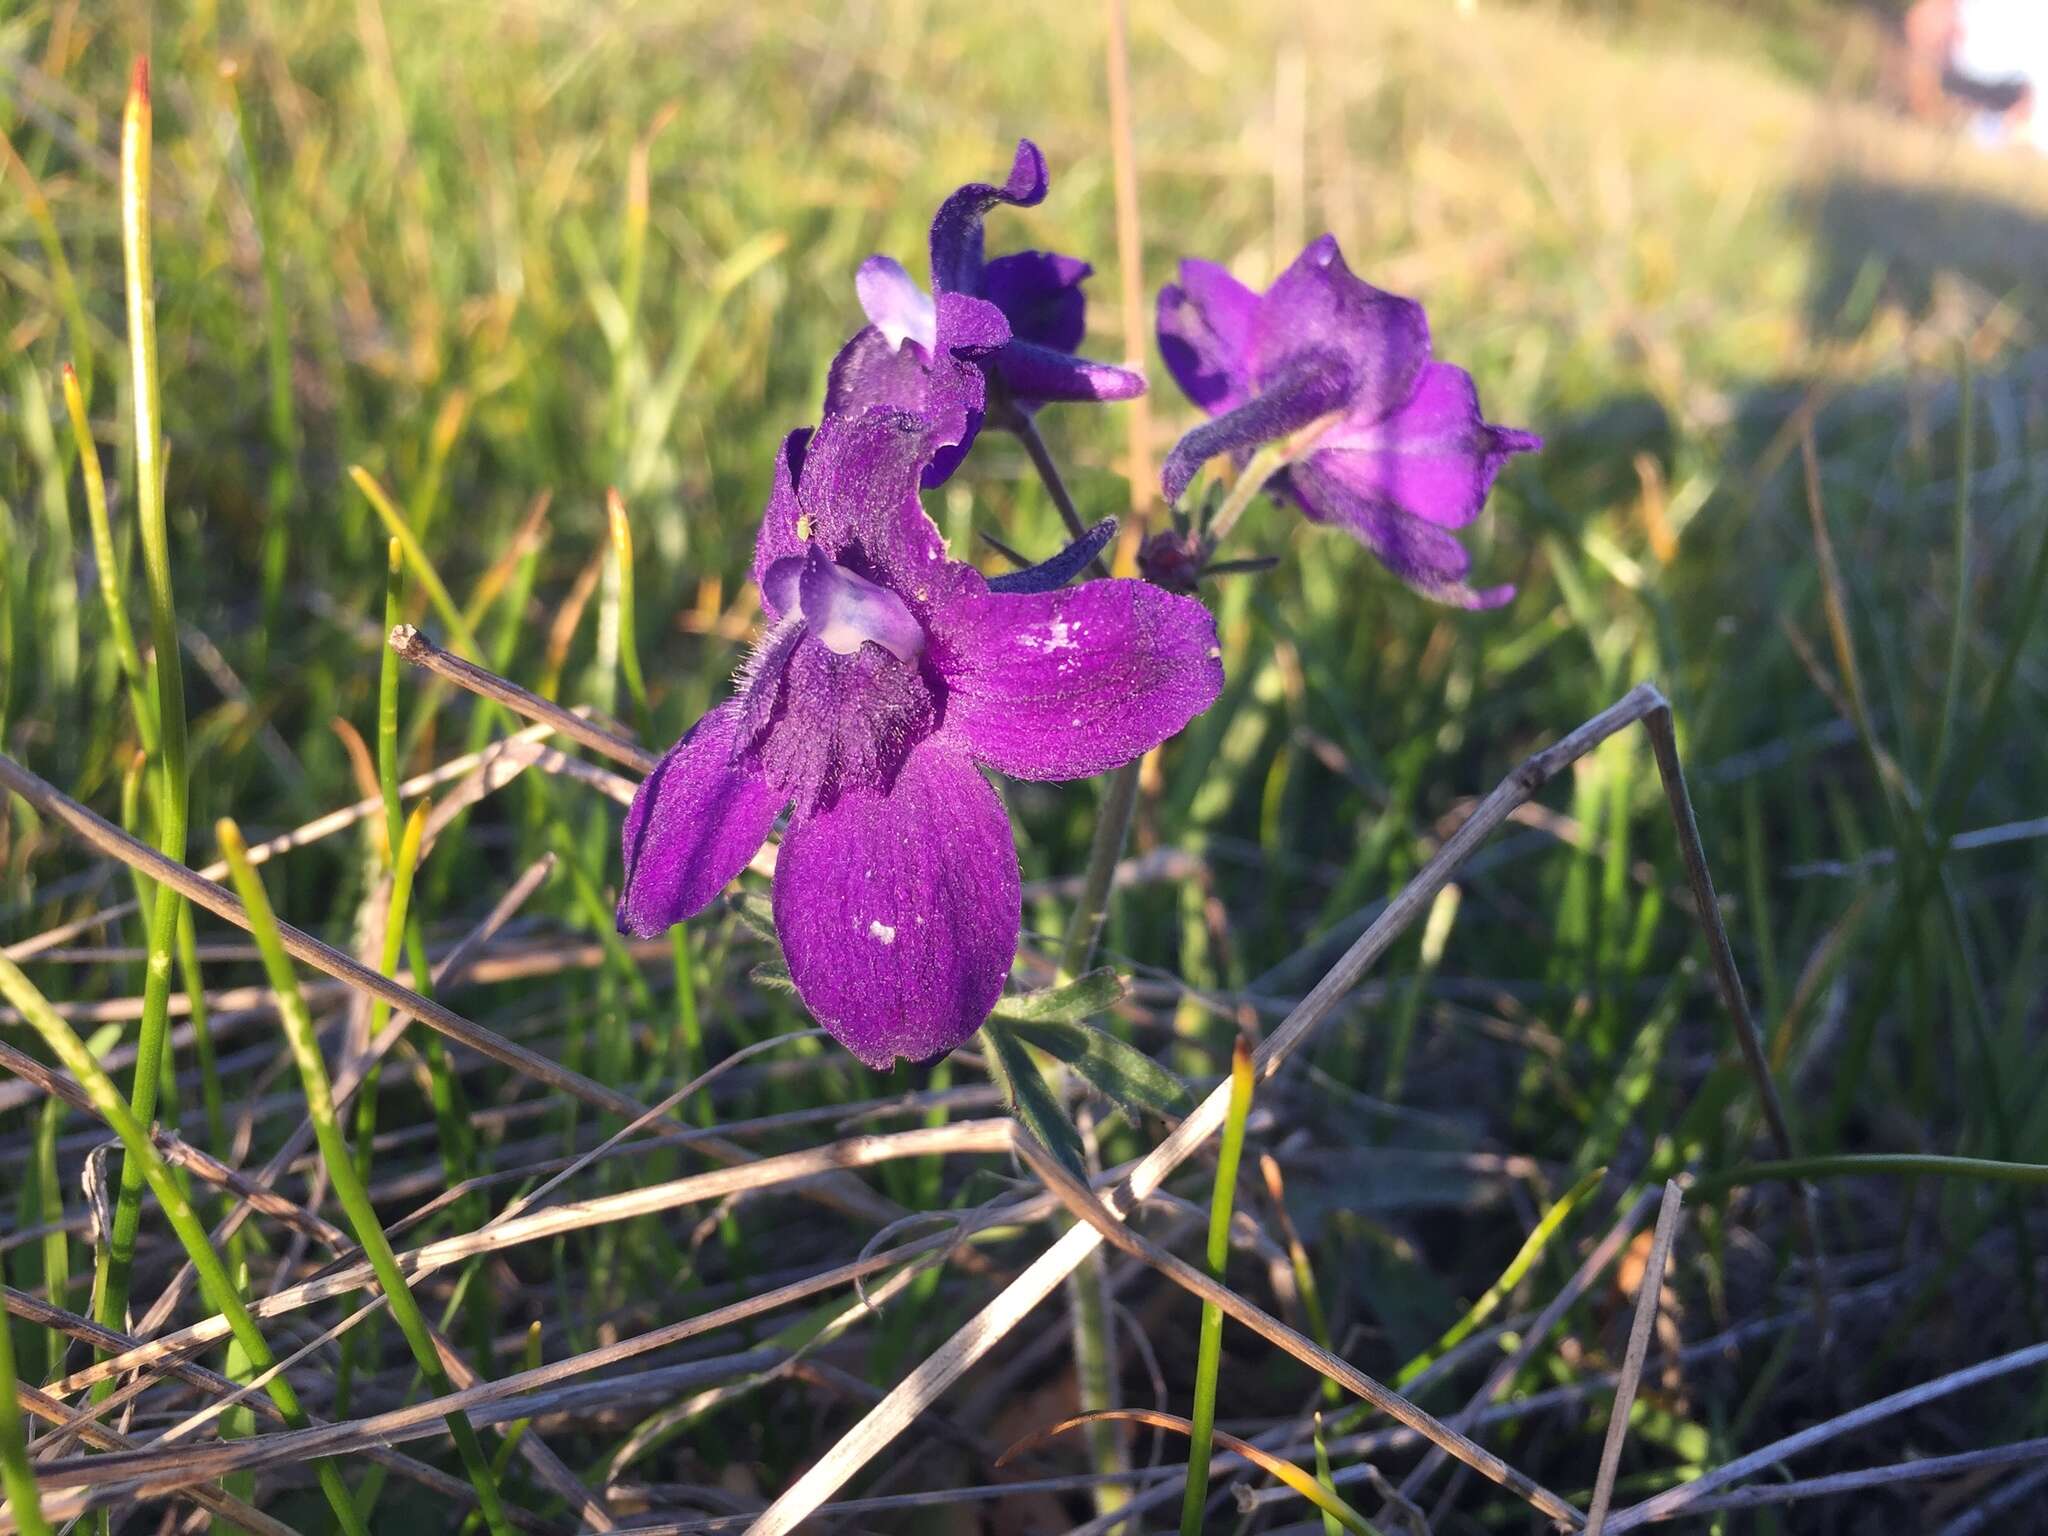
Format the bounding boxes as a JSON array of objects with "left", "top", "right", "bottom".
[
  {"left": 1155, "top": 234, "right": 1540, "bottom": 608},
  {"left": 616, "top": 408, "right": 1222, "bottom": 1070},
  {"left": 827, "top": 139, "right": 1146, "bottom": 486}
]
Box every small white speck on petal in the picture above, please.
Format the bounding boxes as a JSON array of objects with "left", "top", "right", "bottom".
[{"left": 868, "top": 919, "right": 897, "bottom": 945}]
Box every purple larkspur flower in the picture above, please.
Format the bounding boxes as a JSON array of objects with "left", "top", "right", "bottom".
[
  {"left": 1157, "top": 235, "right": 1541, "bottom": 608},
  {"left": 827, "top": 140, "right": 1146, "bottom": 487},
  {"left": 616, "top": 409, "right": 1222, "bottom": 1070}
]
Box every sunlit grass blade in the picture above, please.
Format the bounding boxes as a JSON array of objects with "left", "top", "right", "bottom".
[
  {"left": 0, "top": 1271, "right": 55, "bottom": 1536},
  {"left": 608, "top": 489, "right": 704, "bottom": 1099},
  {"left": 1395, "top": 1165, "right": 1605, "bottom": 1388},
  {"left": 379, "top": 537, "right": 407, "bottom": 854},
  {"left": 1182, "top": 1036, "right": 1256, "bottom": 1535},
  {"left": 60, "top": 364, "right": 153, "bottom": 747},
  {"left": 352, "top": 797, "right": 430, "bottom": 1171},
  {"left": 95, "top": 53, "right": 195, "bottom": 1367},
  {"left": 1, "top": 125, "right": 94, "bottom": 406},
  {"left": 1002, "top": 1407, "right": 1380, "bottom": 1536},
  {"left": 1261, "top": 1153, "right": 1339, "bottom": 1405},
  {"left": 350, "top": 465, "right": 485, "bottom": 658},
  {"left": 0, "top": 952, "right": 370, "bottom": 1536},
  {"left": 216, "top": 817, "right": 516, "bottom": 1535}
]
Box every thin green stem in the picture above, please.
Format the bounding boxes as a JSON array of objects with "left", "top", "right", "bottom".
[
  {"left": 1182, "top": 1037, "right": 1255, "bottom": 1535},
  {"left": 379, "top": 537, "right": 406, "bottom": 854},
  {"left": 1932, "top": 358, "right": 1974, "bottom": 785},
  {"left": 1058, "top": 759, "right": 1143, "bottom": 983},
  {"left": 353, "top": 799, "right": 429, "bottom": 1177},
  {"left": 60, "top": 364, "right": 153, "bottom": 749},
  {"left": 607, "top": 489, "right": 703, "bottom": 1100},
  {"left": 0, "top": 952, "right": 370, "bottom": 1536},
  {"left": 217, "top": 820, "right": 515, "bottom": 1536},
  {"left": 1202, "top": 440, "right": 1295, "bottom": 551},
  {"left": 1008, "top": 407, "right": 1109, "bottom": 574},
  {"left": 98, "top": 56, "right": 193, "bottom": 1360}
]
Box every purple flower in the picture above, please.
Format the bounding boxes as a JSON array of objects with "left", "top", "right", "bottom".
[
  {"left": 827, "top": 140, "right": 1146, "bottom": 488},
  {"left": 1157, "top": 235, "right": 1540, "bottom": 608},
  {"left": 616, "top": 409, "right": 1222, "bottom": 1070}
]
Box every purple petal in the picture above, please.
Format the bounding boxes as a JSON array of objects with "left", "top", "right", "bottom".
[
  {"left": 1159, "top": 351, "right": 1354, "bottom": 507},
  {"left": 618, "top": 704, "right": 785, "bottom": 937},
  {"left": 980, "top": 250, "right": 1091, "bottom": 353},
  {"left": 930, "top": 573, "right": 1224, "bottom": 781},
  {"left": 1157, "top": 258, "right": 1258, "bottom": 414},
  {"left": 986, "top": 518, "right": 1118, "bottom": 594},
  {"left": 773, "top": 738, "right": 1020, "bottom": 1069},
  {"left": 855, "top": 255, "right": 938, "bottom": 353},
  {"left": 750, "top": 428, "right": 816, "bottom": 619},
  {"left": 780, "top": 409, "right": 953, "bottom": 607},
  {"left": 749, "top": 635, "right": 938, "bottom": 815},
  {"left": 824, "top": 325, "right": 934, "bottom": 426},
  {"left": 1319, "top": 362, "right": 1542, "bottom": 529},
  {"left": 1283, "top": 452, "right": 1515, "bottom": 610},
  {"left": 991, "top": 340, "right": 1146, "bottom": 407},
  {"left": 915, "top": 291, "right": 1010, "bottom": 486},
  {"left": 929, "top": 140, "right": 1051, "bottom": 297},
  {"left": 1253, "top": 236, "right": 1430, "bottom": 423}
]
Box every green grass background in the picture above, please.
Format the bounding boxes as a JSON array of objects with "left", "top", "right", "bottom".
[{"left": 4, "top": 0, "right": 2048, "bottom": 1527}]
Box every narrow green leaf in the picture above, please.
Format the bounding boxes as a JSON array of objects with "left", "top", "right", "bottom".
[
  {"left": 1004, "top": 1016, "right": 1194, "bottom": 1119},
  {"left": 991, "top": 967, "right": 1127, "bottom": 1024},
  {"left": 983, "top": 1020, "right": 1084, "bottom": 1179}
]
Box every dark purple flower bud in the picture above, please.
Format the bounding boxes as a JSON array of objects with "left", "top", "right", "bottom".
[
  {"left": 618, "top": 409, "right": 1223, "bottom": 1071},
  {"left": 1137, "top": 529, "right": 1206, "bottom": 595},
  {"left": 825, "top": 141, "right": 1146, "bottom": 487},
  {"left": 1157, "top": 235, "right": 1539, "bottom": 609}
]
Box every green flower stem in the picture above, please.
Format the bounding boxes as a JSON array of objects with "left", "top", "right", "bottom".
[
  {"left": 1201, "top": 439, "right": 1296, "bottom": 552},
  {"left": 1181, "top": 1037, "right": 1256, "bottom": 1534},
  {"left": 0, "top": 951, "right": 369, "bottom": 1536},
  {"left": 1057, "top": 758, "right": 1143, "bottom": 983},
  {"left": 217, "top": 819, "right": 514, "bottom": 1536},
  {"left": 96, "top": 56, "right": 194, "bottom": 1359}
]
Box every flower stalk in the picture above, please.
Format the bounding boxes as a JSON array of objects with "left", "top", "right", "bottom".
[{"left": 95, "top": 53, "right": 194, "bottom": 1361}]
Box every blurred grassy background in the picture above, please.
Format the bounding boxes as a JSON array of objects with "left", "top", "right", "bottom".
[{"left": 5, "top": 0, "right": 2048, "bottom": 1528}]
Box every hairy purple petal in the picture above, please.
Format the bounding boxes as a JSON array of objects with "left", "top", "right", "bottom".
[
  {"left": 1157, "top": 258, "right": 1259, "bottom": 414},
  {"left": 773, "top": 738, "right": 1020, "bottom": 1069},
  {"left": 617, "top": 704, "right": 785, "bottom": 937},
  {"left": 917, "top": 292, "right": 1010, "bottom": 486},
  {"left": 751, "top": 428, "right": 818, "bottom": 618},
  {"left": 823, "top": 325, "right": 936, "bottom": 430},
  {"left": 1159, "top": 351, "right": 1354, "bottom": 506},
  {"left": 929, "top": 139, "right": 1049, "bottom": 296},
  {"left": 855, "top": 255, "right": 938, "bottom": 353},
  {"left": 1318, "top": 362, "right": 1543, "bottom": 530},
  {"left": 930, "top": 573, "right": 1224, "bottom": 781},
  {"left": 1283, "top": 453, "right": 1515, "bottom": 610},
  {"left": 986, "top": 518, "right": 1118, "bottom": 594},
  {"left": 1253, "top": 235, "right": 1430, "bottom": 419},
  {"left": 751, "top": 412, "right": 951, "bottom": 611},
  {"left": 991, "top": 340, "right": 1146, "bottom": 408},
  {"left": 980, "top": 250, "right": 1091, "bottom": 353}
]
